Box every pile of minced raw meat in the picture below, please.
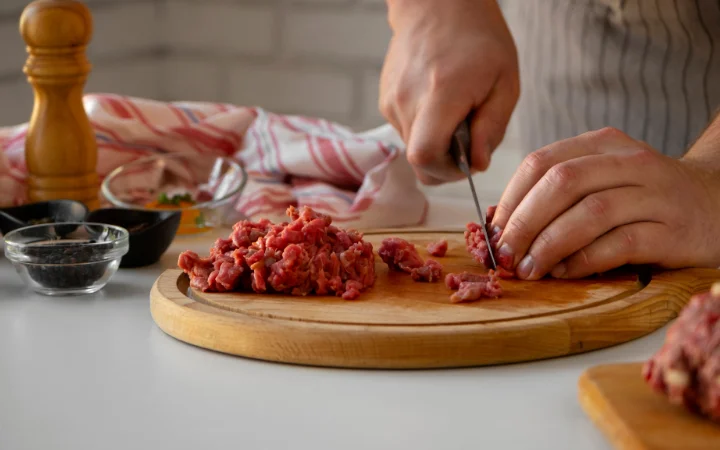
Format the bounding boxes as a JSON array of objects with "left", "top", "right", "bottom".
[
  {"left": 178, "top": 205, "right": 513, "bottom": 302},
  {"left": 643, "top": 283, "right": 720, "bottom": 423},
  {"left": 178, "top": 206, "right": 376, "bottom": 300}
]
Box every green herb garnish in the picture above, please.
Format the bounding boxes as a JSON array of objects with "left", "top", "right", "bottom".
[
  {"left": 195, "top": 212, "right": 206, "bottom": 227},
  {"left": 157, "top": 192, "right": 195, "bottom": 206}
]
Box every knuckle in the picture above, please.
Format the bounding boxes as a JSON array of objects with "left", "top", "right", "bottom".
[
  {"left": 576, "top": 248, "right": 592, "bottom": 269},
  {"left": 544, "top": 162, "right": 577, "bottom": 193},
  {"left": 379, "top": 82, "right": 412, "bottom": 114},
  {"left": 628, "top": 146, "right": 659, "bottom": 165},
  {"left": 534, "top": 229, "right": 555, "bottom": 252},
  {"left": 591, "top": 126, "right": 625, "bottom": 141},
  {"left": 492, "top": 202, "right": 513, "bottom": 227},
  {"left": 505, "top": 214, "right": 534, "bottom": 243},
  {"left": 427, "top": 67, "right": 452, "bottom": 93},
  {"left": 393, "top": 85, "right": 412, "bottom": 108},
  {"left": 407, "top": 148, "right": 436, "bottom": 167},
  {"left": 519, "top": 149, "right": 551, "bottom": 179},
  {"left": 581, "top": 194, "right": 611, "bottom": 223},
  {"left": 617, "top": 228, "right": 636, "bottom": 256}
]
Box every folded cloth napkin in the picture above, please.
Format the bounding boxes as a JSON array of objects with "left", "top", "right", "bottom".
[{"left": 0, "top": 94, "right": 427, "bottom": 229}]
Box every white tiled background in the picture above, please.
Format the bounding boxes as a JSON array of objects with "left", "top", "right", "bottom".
[{"left": 0, "top": 0, "right": 522, "bottom": 201}]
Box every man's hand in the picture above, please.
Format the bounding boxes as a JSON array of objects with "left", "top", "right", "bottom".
[
  {"left": 489, "top": 127, "right": 720, "bottom": 280},
  {"left": 380, "top": 0, "right": 519, "bottom": 184}
]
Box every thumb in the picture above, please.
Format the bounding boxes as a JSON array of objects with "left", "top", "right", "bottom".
[
  {"left": 469, "top": 76, "right": 519, "bottom": 171},
  {"left": 407, "top": 96, "right": 470, "bottom": 183}
]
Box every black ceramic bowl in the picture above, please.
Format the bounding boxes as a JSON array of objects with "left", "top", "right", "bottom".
[
  {"left": 0, "top": 200, "right": 89, "bottom": 236},
  {"left": 85, "top": 208, "right": 181, "bottom": 268}
]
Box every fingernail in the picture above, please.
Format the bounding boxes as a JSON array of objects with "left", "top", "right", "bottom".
[
  {"left": 496, "top": 243, "right": 513, "bottom": 268},
  {"left": 551, "top": 263, "right": 567, "bottom": 279},
  {"left": 492, "top": 226, "right": 502, "bottom": 236},
  {"left": 517, "top": 255, "right": 534, "bottom": 279}
]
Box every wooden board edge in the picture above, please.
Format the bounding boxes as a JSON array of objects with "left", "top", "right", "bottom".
[
  {"left": 148, "top": 268, "right": 720, "bottom": 369},
  {"left": 561, "top": 268, "right": 720, "bottom": 355},
  {"left": 149, "top": 269, "right": 576, "bottom": 368},
  {"left": 577, "top": 364, "right": 648, "bottom": 450}
]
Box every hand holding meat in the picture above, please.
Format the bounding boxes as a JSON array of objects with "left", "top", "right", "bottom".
[
  {"left": 488, "top": 127, "right": 720, "bottom": 280},
  {"left": 380, "top": 0, "right": 519, "bottom": 184}
]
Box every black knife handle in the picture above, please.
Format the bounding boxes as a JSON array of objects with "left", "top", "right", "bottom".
[{"left": 448, "top": 116, "right": 473, "bottom": 170}]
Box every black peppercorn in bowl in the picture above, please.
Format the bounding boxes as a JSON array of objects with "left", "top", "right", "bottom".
[{"left": 3, "top": 222, "right": 129, "bottom": 296}]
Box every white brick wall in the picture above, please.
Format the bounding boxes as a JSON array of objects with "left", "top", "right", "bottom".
[
  {"left": 0, "top": 77, "right": 32, "bottom": 126},
  {"left": 88, "top": 2, "right": 161, "bottom": 60},
  {"left": 0, "top": 11, "right": 27, "bottom": 79},
  {"left": 162, "top": 2, "right": 277, "bottom": 57},
  {"left": 226, "top": 65, "right": 355, "bottom": 120},
  {"left": 0, "top": 0, "right": 392, "bottom": 131},
  {"left": 86, "top": 59, "right": 162, "bottom": 99},
  {"left": 0, "top": 0, "right": 520, "bottom": 200},
  {"left": 284, "top": 10, "right": 390, "bottom": 62}
]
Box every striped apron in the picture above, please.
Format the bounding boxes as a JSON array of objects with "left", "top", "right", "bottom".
[{"left": 503, "top": 0, "right": 720, "bottom": 158}]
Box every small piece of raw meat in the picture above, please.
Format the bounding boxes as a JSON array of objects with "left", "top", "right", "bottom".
[
  {"left": 643, "top": 284, "right": 720, "bottom": 423},
  {"left": 486, "top": 205, "right": 497, "bottom": 223},
  {"left": 465, "top": 205, "right": 514, "bottom": 275},
  {"left": 427, "top": 239, "right": 448, "bottom": 257},
  {"left": 493, "top": 266, "right": 515, "bottom": 279},
  {"left": 446, "top": 270, "right": 503, "bottom": 303},
  {"left": 378, "top": 237, "right": 424, "bottom": 271},
  {"left": 410, "top": 259, "right": 443, "bottom": 282},
  {"left": 379, "top": 237, "right": 443, "bottom": 282},
  {"left": 445, "top": 271, "right": 494, "bottom": 290},
  {"left": 177, "top": 206, "right": 376, "bottom": 300},
  {"left": 450, "top": 280, "right": 503, "bottom": 303}
]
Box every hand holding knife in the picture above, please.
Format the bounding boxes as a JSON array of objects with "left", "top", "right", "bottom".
[{"left": 448, "top": 116, "right": 497, "bottom": 270}]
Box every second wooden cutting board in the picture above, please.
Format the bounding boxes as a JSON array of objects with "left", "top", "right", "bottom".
[
  {"left": 150, "top": 229, "right": 720, "bottom": 368},
  {"left": 579, "top": 363, "right": 720, "bottom": 450}
]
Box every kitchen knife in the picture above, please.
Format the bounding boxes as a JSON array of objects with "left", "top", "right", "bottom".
[{"left": 448, "top": 117, "right": 497, "bottom": 270}]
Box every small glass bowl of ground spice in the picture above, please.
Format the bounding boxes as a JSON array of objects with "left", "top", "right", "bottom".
[{"left": 3, "top": 222, "right": 129, "bottom": 296}]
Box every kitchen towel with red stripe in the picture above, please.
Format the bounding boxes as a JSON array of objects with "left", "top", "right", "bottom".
[{"left": 0, "top": 94, "right": 427, "bottom": 228}]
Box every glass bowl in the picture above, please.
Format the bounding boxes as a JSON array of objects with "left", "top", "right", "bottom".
[
  {"left": 4, "top": 222, "right": 129, "bottom": 296},
  {"left": 100, "top": 153, "right": 247, "bottom": 236}
]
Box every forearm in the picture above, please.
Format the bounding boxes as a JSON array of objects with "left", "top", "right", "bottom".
[
  {"left": 386, "top": 0, "right": 501, "bottom": 30},
  {"left": 682, "top": 109, "right": 720, "bottom": 171}
]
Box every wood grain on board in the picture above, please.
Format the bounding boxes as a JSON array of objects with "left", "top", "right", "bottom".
[
  {"left": 578, "top": 363, "right": 720, "bottom": 450},
  {"left": 150, "top": 230, "right": 720, "bottom": 368}
]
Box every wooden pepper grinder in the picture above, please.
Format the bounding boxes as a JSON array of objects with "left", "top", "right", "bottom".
[{"left": 20, "top": 0, "right": 99, "bottom": 210}]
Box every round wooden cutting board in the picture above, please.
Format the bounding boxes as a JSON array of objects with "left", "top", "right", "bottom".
[{"left": 150, "top": 229, "right": 720, "bottom": 369}]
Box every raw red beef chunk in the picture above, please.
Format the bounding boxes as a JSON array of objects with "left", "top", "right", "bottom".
[
  {"left": 410, "top": 259, "right": 443, "bottom": 282},
  {"left": 177, "top": 206, "right": 376, "bottom": 300},
  {"left": 445, "top": 271, "right": 493, "bottom": 289},
  {"left": 378, "top": 237, "right": 443, "bottom": 282},
  {"left": 643, "top": 284, "right": 720, "bottom": 422},
  {"left": 378, "top": 237, "right": 423, "bottom": 271},
  {"left": 465, "top": 205, "right": 514, "bottom": 276},
  {"left": 427, "top": 239, "right": 448, "bottom": 257},
  {"left": 445, "top": 270, "right": 503, "bottom": 303}
]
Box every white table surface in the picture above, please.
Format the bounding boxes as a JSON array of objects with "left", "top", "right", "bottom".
[{"left": 0, "top": 192, "right": 669, "bottom": 450}]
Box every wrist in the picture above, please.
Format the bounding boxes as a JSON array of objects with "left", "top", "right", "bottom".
[{"left": 681, "top": 110, "right": 720, "bottom": 170}]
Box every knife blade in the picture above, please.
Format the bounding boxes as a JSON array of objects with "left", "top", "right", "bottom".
[{"left": 448, "top": 117, "right": 497, "bottom": 270}]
